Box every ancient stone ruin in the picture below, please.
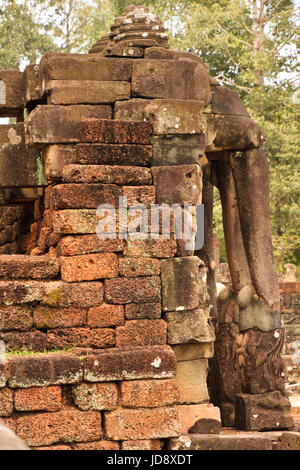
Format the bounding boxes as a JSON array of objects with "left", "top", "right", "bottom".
[{"left": 0, "top": 5, "right": 298, "bottom": 450}]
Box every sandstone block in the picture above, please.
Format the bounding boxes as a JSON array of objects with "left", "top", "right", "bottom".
[
  {"left": 14, "top": 386, "right": 62, "bottom": 412},
  {"left": 0, "top": 124, "right": 46, "bottom": 188},
  {"left": 43, "top": 145, "right": 77, "bottom": 181},
  {"left": 83, "top": 345, "right": 176, "bottom": 382},
  {"left": 39, "top": 54, "right": 132, "bottom": 89},
  {"left": 132, "top": 59, "right": 211, "bottom": 105},
  {"left": 47, "top": 327, "right": 115, "bottom": 350},
  {"left": 8, "top": 353, "right": 82, "bottom": 388},
  {"left": 72, "top": 382, "right": 118, "bottom": 411},
  {"left": 16, "top": 410, "right": 102, "bottom": 446},
  {"left": 77, "top": 143, "right": 152, "bottom": 166},
  {"left": 105, "top": 276, "right": 161, "bottom": 304},
  {"left": 105, "top": 407, "right": 180, "bottom": 440},
  {"left": 61, "top": 253, "right": 118, "bottom": 282},
  {"left": 57, "top": 235, "right": 125, "bottom": 256},
  {"left": 116, "top": 320, "right": 166, "bottom": 347},
  {"left": 205, "top": 85, "right": 250, "bottom": 116},
  {"left": 160, "top": 257, "right": 205, "bottom": 312},
  {"left": 166, "top": 309, "right": 215, "bottom": 345},
  {"left": 152, "top": 164, "right": 202, "bottom": 205},
  {"left": 0, "top": 388, "right": 13, "bottom": 416},
  {"left": 62, "top": 164, "right": 152, "bottom": 185},
  {"left": 115, "top": 98, "right": 152, "bottom": 121},
  {"left": 47, "top": 80, "right": 131, "bottom": 105},
  {"left": 176, "top": 359, "right": 209, "bottom": 404},
  {"left": 80, "top": 118, "right": 152, "bottom": 144},
  {"left": 0, "top": 255, "right": 60, "bottom": 280},
  {"left": 119, "top": 257, "right": 160, "bottom": 277},
  {"left": 151, "top": 134, "right": 205, "bottom": 166},
  {"left": 125, "top": 303, "right": 161, "bottom": 320},
  {"left": 0, "top": 70, "right": 24, "bottom": 117},
  {"left": 172, "top": 343, "right": 214, "bottom": 361},
  {"left": 120, "top": 379, "right": 179, "bottom": 408},
  {"left": 23, "top": 64, "right": 41, "bottom": 103},
  {"left": 104, "top": 44, "right": 144, "bottom": 57},
  {"left": 274, "top": 432, "right": 300, "bottom": 450},
  {"left": 235, "top": 391, "right": 294, "bottom": 431},
  {"left": 176, "top": 403, "right": 221, "bottom": 434},
  {"left": 26, "top": 105, "right": 112, "bottom": 147},
  {"left": 124, "top": 239, "right": 177, "bottom": 258},
  {"left": 88, "top": 304, "right": 124, "bottom": 328}
]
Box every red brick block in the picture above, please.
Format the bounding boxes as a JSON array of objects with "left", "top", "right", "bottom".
[
  {"left": 125, "top": 303, "right": 161, "bottom": 320},
  {"left": 0, "top": 388, "right": 13, "bottom": 416},
  {"left": 61, "top": 253, "right": 118, "bottom": 282},
  {"left": 116, "top": 320, "right": 166, "bottom": 347},
  {"left": 72, "top": 383, "right": 118, "bottom": 411},
  {"left": 0, "top": 255, "right": 60, "bottom": 280},
  {"left": 105, "top": 276, "right": 161, "bottom": 304},
  {"left": 14, "top": 386, "right": 62, "bottom": 412},
  {"left": 57, "top": 235, "right": 125, "bottom": 256},
  {"left": 8, "top": 353, "right": 82, "bottom": 388},
  {"left": 83, "top": 345, "right": 176, "bottom": 382},
  {"left": 122, "top": 440, "right": 162, "bottom": 450},
  {"left": 47, "top": 327, "right": 115, "bottom": 350},
  {"left": 88, "top": 304, "right": 124, "bottom": 328},
  {"left": 0, "top": 305, "right": 33, "bottom": 331},
  {"left": 119, "top": 257, "right": 160, "bottom": 278},
  {"left": 63, "top": 165, "right": 152, "bottom": 186},
  {"left": 50, "top": 184, "right": 121, "bottom": 209},
  {"left": 73, "top": 441, "right": 120, "bottom": 450},
  {"left": 33, "top": 306, "right": 86, "bottom": 329},
  {"left": 122, "top": 186, "right": 155, "bottom": 206},
  {"left": 105, "top": 407, "right": 180, "bottom": 440},
  {"left": 124, "top": 239, "right": 177, "bottom": 258},
  {"left": 80, "top": 119, "right": 152, "bottom": 144},
  {"left": 77, "top": 143, "right": 152, "bottom": 166},
  {"left": 121, "top": 379, "right": 179, "bottom": 408},
  {"left": 16, "top": 410, "right": 102, "bottom": 447},
  {"left": 0, "top": 330, "right": 47, "bottom": 353}
]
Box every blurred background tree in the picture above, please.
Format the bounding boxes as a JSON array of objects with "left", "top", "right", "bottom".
[{"left": 0, "top": 0, "right": 299, "bottom": 273}]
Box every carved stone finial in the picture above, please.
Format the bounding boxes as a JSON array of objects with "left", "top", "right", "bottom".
[{"left": 89, "top": 5, "right": 169, "bottom": 55}]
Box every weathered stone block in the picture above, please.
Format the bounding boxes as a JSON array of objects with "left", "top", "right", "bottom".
[
  {"left": 144, "top": 99, "right": 206, "bottom": 134},
  {"left": 188, "top": 418, "right": 222, "bottom": 434},
  {"left": 77, "top": 143, "right": 152, "bottom": 166},
  {"left": 39, "top": 54, "right": 132, "bottom": 89},
  {"left": 8, "top": 353, "right": 82, "bottom": 388},
  {"left": 80, "top": 118, "right": 152, "bottom": 144},
  {"left": 23, "top": 64, "right": 41, "bottom": 103},
  {"left": 0, "top": 305, "right": 33, "bottom": 331},
  {"left": 57, "top": 235, "right": 125, "bottom": 256},
  {"left": 122, "top": 186, "right": 155, "bottom": 206},
  {"left": 235, "top": 392, "right": 294, "bottom": 431},
  {"left": 151, "top": 134, "right": 206, "bottom": 166},
  {"left": 168, "top": 434, "right": 273, "bottom": 451},
  {"left": 176, "top": 403, "right": 221, "bottom": 434},
  {"left": 25, "top": 105, "right": 112, "bottom": 147},
  {"left": 124, "top": 239, "right": 177, "bottom": 258},
  {"left": 33, "top": 306, "right": 86, "bottom": 329},
  {"left": 105, "top": 407, "right": 180, "bottom": 440},
  {"left": 41, "top": 281, "right": 104, "bottom": 308},
  {"left": 120, "top": 379, "right": 179, "bottom": 408},
  {"left": 119, "top": 257, "right": 160, "bottom": 277},
  {"left": 0, "top": 124, "right": 46, "bottom": 188},
  {"left": 160, "top": 257, "right": 204, "bottom": 312},
  {"left": 52, "top": 210, "right": 97, "bottom": 234},
  {"left": 172, "top": 343, "right": 214, "bottom": 361},
  {"left": 83, "top": 345, "right": 176, "bottom": 382},
  {"left": 62, "top": 164, "right": 152, "bottom": 185},
  {"left": 116, "top": 320, "right": 166, "bottom": 347},
  {"left": 16, "top": 410, "right": 102, "bottom": 446},
  {"left": 274, "top": 432, "right": 300, "bottom": 450},
  {"left": 0, "top": 388, "right": 13, "bottom": 416},
  {"left": 73, "top": 441, "right": 120, "bottom": 450},
  {"left": 72, "top": 383, "right": 118, "bottom": 411},
  {"left": 14, "top": 386, "right": 62, "bottom": 412},
  {"left": 0, "top": 330, "right": 47, "bottom": 353},
  {"left": 176, "top": 359, "right": 209, "bottom": 404},
  {"left": 132, "top": 59, "right": 211, "bottom": 104},
  {"left": 122, "top": 440, "right": 162, "bottom": 450},
  {"left": 47, "top": 80, "right": 131, "bottom": 105},
  {"left": 88, "top": 304, "right": 124, "bottom": 328},
  {"left": 152, "top": 164, "right": 202, "bottom": 205},
  {"left": 47, "top": 327, "right": 115, "bottom": 350},
  {"left": 166, "top": 309, "right": 215, "bottom": 345},
  {"left": 61, "top": 253, "right": 118, "bottom": 282},
  {"left": 0, "top": 70, "right": 24, "bottom": 117},
  {"left": 43, "top": 145, "right": 77, "bottom": 181},
  {"left": 105, "top": 276, "right": 161, "bottom": 304},
  {"left": 125, "top": 303, "right": 161, "bottom": 320},
  {"left": 205, "top": 85, "right": 250, "bottom": 116},
  {"left": 0, "top": 255, "right": 60, "bottom": 280},
  {"left": 115, "top": 98, "right": 152, "bottom": 121}
]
